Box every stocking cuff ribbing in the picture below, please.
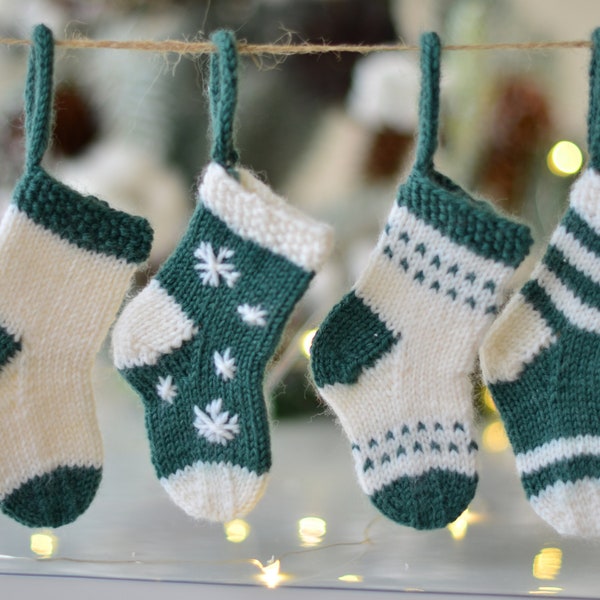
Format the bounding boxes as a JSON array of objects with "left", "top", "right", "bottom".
[
  {"left": 199, "top": 162, "right": 333, "bottom": 272},
  {"left": 13, "top": 166, "right": 153, "bottom": 264},
  {"left": 399, "top": 172, "right": 532, "bottom": 268}
]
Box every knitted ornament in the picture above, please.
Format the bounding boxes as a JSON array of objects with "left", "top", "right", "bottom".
[
  {"left": 0, "top": 25, "right": 153, "bottom": 528},
  {"left": 480, "top": 28, "right": 600, "bottom": 538},
  {"left": 310, "top": 32, "right": 532, "bottom": 530},
  {"left": 112, "top": 30, "right": 333, "bottom": 523}
]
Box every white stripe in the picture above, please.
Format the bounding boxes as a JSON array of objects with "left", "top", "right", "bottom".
[
  {"left": 112, "top": 279, "right": 198, "bottom": 369},
  {"left": 516, "top": 435, "right": 600, "bottom": 476},
  {"left": 536, "top": 264, "right": 600, "bottom": 334},
  {"left": 552, "top": 225, "right": 600, "bottom": 287},
  {"left": 199, "top": 163, "right": 333, "bottom": 272},
  {"left": 529, "top": 478, "right": 600, "bottom": 537},
  {"left": 570, "top": 168, "right": 600, "bottom": 235}
]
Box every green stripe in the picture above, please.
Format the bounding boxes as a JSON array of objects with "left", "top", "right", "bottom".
[
  {"left": 522, "top": 455, "right": 600, "bottom": 499},
  {"left": 490, "top": 325, "right": 600, "bottom": 453},
  {"left": 0, "top": 325, "right": 20, "bottom": 372},
  {"left": 520, "top": 281, "right": 567, "bottom": 333},
  {"left": 13, "top": 167, "right": 153, "bottom": 264},
  {"left": 311, "top": 291, "right": 400, "bottom": 387},
  {"left": 397, "top": 171, "right": 532, "bottom": 268},
  {"left": 370, "top": 469, "right": 477, "bottom": 530},
  {"left": 562, "top": 207, "right": 600, "bottom": 258},
  {"left": 543, "top": 244, "right": 600, "bottom": 310}
]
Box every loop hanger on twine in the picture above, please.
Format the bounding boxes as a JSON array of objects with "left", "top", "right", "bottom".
[
  {"left": 209, "top": 29, "right": 240, "bottom": 176},
  {"left": 588, "top": 28, "right": 600, "bottom": 172},
  {"left": 24, "top": 24, "right": 54, "bottom": 171},
  {"left": 414, "top": 31, "right": 441, "bottom": 174}
]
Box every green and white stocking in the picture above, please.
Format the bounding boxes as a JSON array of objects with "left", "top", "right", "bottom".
[
  {"left": 112, "top": 30, "right": 333, "bottom": 522},
  {"left": 311, "top": 32, "right": 532, "bottom": 530},
  {"left": 480, "top": 28, "right": 600, "bottom": 538},
  {"left": 0, "top": 25, "right": 152, "bottom": 528}
]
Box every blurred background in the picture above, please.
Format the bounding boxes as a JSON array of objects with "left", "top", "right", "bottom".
[{"left": 1, "top": 2, "right": 600, "bottom": 597}]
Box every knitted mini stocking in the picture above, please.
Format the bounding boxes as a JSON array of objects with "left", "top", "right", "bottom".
[
  {"left": 310, "top": 32, "right": 532, "bottom": 530},
  {"left": 0, "top": 25, "right": 153, "bottom": 528},
  {"left": 112, "top": 30, "right": 333, "bottom": 522},
  {"left": 480, "top": 28, "right": 600, "bottom": 538}
]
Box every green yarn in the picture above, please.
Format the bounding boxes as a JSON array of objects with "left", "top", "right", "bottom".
[
  {"left": 0, "top": 325, "right": 20, "bottom": 371},
  {"left": 588, "top": 28, "right": 600, "bottom": 172},
  {"left": 24, "top": 24, "right": 53, "bottom": 170},
  {"left": 563, "top": 208, "right": 600, "bottom": 257},
  {"left": 370, "top": 470, "right": 478, "bottom": 530},
  {"left": 209, "top": 30, "right": 239, "bottom": 173},
  {"left": 414, "top": 32, "right": 441, "bottom": 173},
  {"left": 0, "top": 465, "right": 102, "bottom": 528},
  {"left": 14, "top": 167, "right": 152, "bottom": 264}
]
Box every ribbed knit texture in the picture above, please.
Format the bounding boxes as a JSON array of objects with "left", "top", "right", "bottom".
[
  {"left": 310, "top": 32, "right": 532, "bottom": 530},
  {"left": 111, "top": 30, "right": 333, "bottom": 523},
  {"left": 480, "top": 28, "right": 600, "bottom": 538},
  {"left": 0, "top": 24, "right": 153, "bottom": 528}
]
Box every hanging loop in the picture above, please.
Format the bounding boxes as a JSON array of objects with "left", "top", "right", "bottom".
[
  {"left": 209, "top": 29, "right": 240, "bottom": 173},
  {"left": 414, "top": 31, "right": 441, "bottom": 174},
  {"left": 588, "top": 28, "right": 600, "bottom": 171},
  {"left": 24, "top": 24, "right": 54, "bottom": 170}
]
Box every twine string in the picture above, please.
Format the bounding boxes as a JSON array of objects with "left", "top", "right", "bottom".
[{"left": 0, "top": 37, "right": 594, "bottom": 55}]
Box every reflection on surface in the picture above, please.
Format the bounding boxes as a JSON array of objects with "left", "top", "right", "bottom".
[
  {"left": 338, "top": 574, "right": 364, "bottom": 583},
  {"left": 298, "top": 516, "right": 327, "bottom": 546},
  {"left": 30, "top": 531, "right": 58, "bottom": 558},
  {"left": 529, "top": 586, "right": 563, "bottom": 595},
  {"left": 532, "top": 547, "right": 562, "bottom": 580},
  {"left": 224, "top": 519, "right": 250, "bottom": 543},
  {"left": 547, "top": 140, "right": 583, "bottom": 177}
]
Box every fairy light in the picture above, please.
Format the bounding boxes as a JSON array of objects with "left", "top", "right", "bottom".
[
  {"left": 547, "top": 141, "right": 583, "bottom": 176},
  {"left": 224, "top": 519, "right": 250, "bottom": 543},
  {"left": 30, "top": 531, "right": 58, "bottom": 558},
  {"left": 447, "top": 508, "right": 483, "bottom": 540},
  {"left": 482, "top": 420, "right": 509, "bottom": 453},
  {"left": 254, "top": 559, "right": 289, "bottom": 589},
  {"left": 298, "top": 516, "right": 327, "bottom": 546},
  {"left": 299, "top": 328, "right": 318, "bottom": 358},
  {"left": 481, "top": 386, "right": 497, "bottom": 412},
  {"left": 533, "top": 547, "right": 563, "bottom": 580}
]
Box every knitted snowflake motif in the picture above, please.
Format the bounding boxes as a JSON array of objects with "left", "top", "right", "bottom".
[
  {"left": 193, "top": 398, "right": 240, "bottom": 445},
  {"left": 156, "top": 375, "right": 178, "bottom": 404},
  {"left": 237, "top": 303, "right": 268, "bottom": 326},
  {"left": 213, "top": 348, "right": 237, "bottom": 381},
  {"left": 193, "top": 242, "right": 240, "bottom": 287}
]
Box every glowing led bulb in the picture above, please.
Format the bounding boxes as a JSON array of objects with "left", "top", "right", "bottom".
[
  {"left": 547, "top": 141, "right": 583, "bottom": 176},
  {"left": 482, "top": 420, "right": 509, "bottom": 453},
  {"left": 30, "top": 531, "right": 58, "bottom": 558},
  {"left": 299, "top": 328, "right": 318, "bottom": 358},
  {"left": 224, "top": 519, "right": 250, "bottom": 543},
  {"left": 533, "top": 547, "right": 563, "bottom": 580},
  {"left": 298, "top": 516, "right": 326, "bottom": 546}
]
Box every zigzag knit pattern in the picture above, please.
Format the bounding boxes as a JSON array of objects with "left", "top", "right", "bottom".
[
  {"left": 481, "top": 168, "right": 600, "bottom": 537},
  {"left": 112, "top": 163, "right": 333, "bottom": 522},
  {"left": 310, "top": 32, "right": 533, "bottom": 530},
  {"left": 0, "top": 24, "right": 153, "bottom": 529}
]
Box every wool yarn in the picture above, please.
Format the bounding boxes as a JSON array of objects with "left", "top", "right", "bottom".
[
  {"left": 310, "top": 32, "right": 533, "bottom": 530},
  {"left": 112, "top": 30, "right": 333, "bottom": 522},
  {"left": 480, "top": 28, "right": 600, "bottom": 538},
  {"left": 0, "top": 24, "right": 153, "bottom": 528}
]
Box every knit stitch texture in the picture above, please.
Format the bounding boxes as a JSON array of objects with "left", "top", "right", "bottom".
[
  {"left": 112, "top": 30, "right": 333, "bottom": 522},
  {"left": 0, "top": 24, "right": 152, "bottom": 528},
  {"left": 311, "top": 31, "right": 532, "bottom": 530},
  {"left": 480, "top": 28, "right": 600, "bottom": 538}
]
